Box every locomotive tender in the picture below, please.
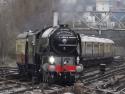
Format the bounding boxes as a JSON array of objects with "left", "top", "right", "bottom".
[
  {"left": 16, "top": 25, "right": 115, "bottom": 83},
  {"left": 16, "top": 25, "right": 83, "bottom": 83}
]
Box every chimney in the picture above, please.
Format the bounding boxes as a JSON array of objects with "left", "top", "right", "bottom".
[{"left": 53, "top": 12, "right": 59, "bottom": 26}]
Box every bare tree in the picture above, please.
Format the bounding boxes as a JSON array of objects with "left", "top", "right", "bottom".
[{"left": 0, "top": 0, "right": 54, "bottom": 64}]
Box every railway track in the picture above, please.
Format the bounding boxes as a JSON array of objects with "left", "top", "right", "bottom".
[
  {"left": 81, "top": 58, "right": 125, "bottom": 81},
  {"left": 0, "top": 77, "right": 73, "bottom": 94},
  {"left": 83, "top": 57, "right": 124, "bottom": 73},
  {"left": 82, "top": 63, "right": 125, "bottom": 85},
  {"left": 79, "top": 61, "right": 125, "bottom": 94},
  {"left": 0, "top": 58, "right": 124, "bottom": 94},
  {"left": 0, "top": 81, "right": 29, "bottom": 93},
  {"left": 82, "top": 58, "right": 124, "bottom": 77},
  {"left": 0, "top": 67, "right": 74, "bottom": 94}
]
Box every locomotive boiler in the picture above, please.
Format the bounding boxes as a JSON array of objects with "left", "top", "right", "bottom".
[{"left": 16, "top": 25, "right": 83, "bottom": 84}]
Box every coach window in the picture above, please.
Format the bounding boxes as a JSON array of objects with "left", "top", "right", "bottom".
[
  {"left": 86, "top": 42, "right": 93, "bottom": 57},
  {"left": 94, "top": 43, "right": 99, "bottom": 57},
  {"left": 100, "top": 43, "right": 104, "bottom": 57},
  {"left": 85, "top": 42, "right": 86, "bottom": 56},
  {"left": 82, "top": 42, "right": 85, "bottom": 56}
]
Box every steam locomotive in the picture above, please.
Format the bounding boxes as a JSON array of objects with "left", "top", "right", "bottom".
[
  {"left": 16, "top": 25, "right": 83, "bottom": 83},
  {"left": 16, "top": 24, "right": 115, "bottom": 84}
]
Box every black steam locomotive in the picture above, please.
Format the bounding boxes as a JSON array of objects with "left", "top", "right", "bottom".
[{"left": 16, "top": 25, "right": 83, "bottom": 83}]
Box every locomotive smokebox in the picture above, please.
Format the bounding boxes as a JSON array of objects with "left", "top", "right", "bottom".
[{"left": 50, "top": 25, "right": 78, "bottom": 56}]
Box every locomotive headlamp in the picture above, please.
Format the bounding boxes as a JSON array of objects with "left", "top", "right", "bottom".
[
  {"left": 76, "top": 64, "right": 83, "bottom": 72},
  {"left": 49, "top": 56, "right": 55, "bottom": 64}
]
